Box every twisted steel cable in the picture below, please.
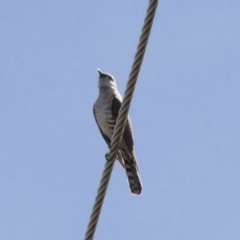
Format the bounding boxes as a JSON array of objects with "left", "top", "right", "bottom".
[{"left": 84, "top": 1, "right": 158, "bottom": 239}]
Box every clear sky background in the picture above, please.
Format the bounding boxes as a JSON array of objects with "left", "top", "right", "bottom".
[{"left": 1, "top": 1, "right": 240, "bottom": 239}]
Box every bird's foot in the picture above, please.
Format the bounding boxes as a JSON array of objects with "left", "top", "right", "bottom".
[
  {"left": 105, "top": 153, "right": 110, "bottom": 161},
  {"left": 105, "top": 152, "right": 117, "bottom": 162}
]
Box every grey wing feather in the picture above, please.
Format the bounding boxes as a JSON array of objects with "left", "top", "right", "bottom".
[{"left": 122, "top": 118, "right": 134, "bottom": 152}]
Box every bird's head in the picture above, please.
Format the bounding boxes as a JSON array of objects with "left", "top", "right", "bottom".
[{"left": 97, "top": 69, "right": 117, "bottom": 90}]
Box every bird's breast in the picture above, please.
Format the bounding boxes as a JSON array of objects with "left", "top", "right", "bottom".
[{"left": 96, "top": 107, "right": 115, "bottom": 139}]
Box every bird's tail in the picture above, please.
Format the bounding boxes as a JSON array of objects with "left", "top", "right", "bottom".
[{"left": 124, "top": 159, "right": 142, "bottom": 195}]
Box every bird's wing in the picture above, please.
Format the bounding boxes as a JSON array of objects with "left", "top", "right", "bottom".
[
  {"left": 112, "top": 97, "right": 142, "bottom": 194},
  {"left": 93, "top": 107, "right": 111, "bottom": 147}
]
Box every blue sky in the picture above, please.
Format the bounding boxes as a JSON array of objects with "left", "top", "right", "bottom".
[{"left": 1, "top": 0, "right": 240, "bottom": 239}]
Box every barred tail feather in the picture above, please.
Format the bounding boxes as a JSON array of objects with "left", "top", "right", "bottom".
[{"left": 124, "top": 160, "right": 142, "bottom": 195}]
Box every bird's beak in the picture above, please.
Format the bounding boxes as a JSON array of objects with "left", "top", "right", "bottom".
[{"left": 97, "top": 69, "right": 104, "bottom": 77}]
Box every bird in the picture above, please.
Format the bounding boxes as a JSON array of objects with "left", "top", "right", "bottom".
[{"left": 93, "top": 69, "right": 142, "bottom": 195}]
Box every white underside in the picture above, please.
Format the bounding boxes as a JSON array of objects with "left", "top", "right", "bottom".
[{"left": 95, "top": 108, "right": 114, "bottom": 140}]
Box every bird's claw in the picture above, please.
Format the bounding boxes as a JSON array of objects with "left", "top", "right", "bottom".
[
  {"left": 105, "top": 152, "right": 116, "bottom": 162},
  {"left": 105, "top": 153, "right": 110, "bottom": 161}
]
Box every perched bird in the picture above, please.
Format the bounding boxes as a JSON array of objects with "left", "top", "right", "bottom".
[{"left": 93, "top": 69, "right": 142, "bottom": 195}]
